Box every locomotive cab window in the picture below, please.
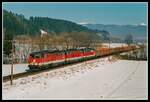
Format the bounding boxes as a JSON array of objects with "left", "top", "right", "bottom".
[
  {"left": 35, "top": 54, "right": 41, "bottom": 58},
  {"left": 30, "top": 54, "right": 34, "bottom": 58},
  {"left": 32, "top": 53, "right": 42, "bottom": 58}
]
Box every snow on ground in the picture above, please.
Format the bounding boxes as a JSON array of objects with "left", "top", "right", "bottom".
[
  {"left": 102, "top": 43, "right": 128, "bottom": 48},
  {"left": 2, "top": 64, "right": 29, "bottom": 76},
  {"left": 2, "top": 56, "right": 148, "bottom": 100},
  {"left": 106, "top": 61, "right": 148, "bottom": 100}
]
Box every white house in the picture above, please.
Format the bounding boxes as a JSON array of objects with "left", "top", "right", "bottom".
[{"left": 40, "top": 29, "right": 48, "bottom": 37}]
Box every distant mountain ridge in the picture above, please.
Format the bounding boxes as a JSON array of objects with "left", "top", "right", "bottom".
[
  {"left": 3, "top": 9, "right": 146, "bottom": 43},
  {"left": 83, "top": 23, "right": 147, "bottom": 41}
]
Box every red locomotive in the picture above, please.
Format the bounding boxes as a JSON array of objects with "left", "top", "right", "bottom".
[
  {"left": 28, "top": 46, "right": 136, "bottom": 70},
  {"left": 28, "top": 48, "right": 96, "bottom": 70}
]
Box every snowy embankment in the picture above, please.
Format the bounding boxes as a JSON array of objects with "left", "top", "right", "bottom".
[
  {"left": 2, "top": 56, "right": 148, "bottom": 100},
  {"left": 102, "top": 43, "right": 128, "bottom": 48},
  {"left": 2, "top": 64, "right": 29, "bottom": 76}
]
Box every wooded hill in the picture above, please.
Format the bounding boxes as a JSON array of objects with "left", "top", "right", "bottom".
[{"left": 3, "top": 9, "right": 101, "bottom": 37}]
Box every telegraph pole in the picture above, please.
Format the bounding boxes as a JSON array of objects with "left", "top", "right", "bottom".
[{"left": 10, "top": 40, "right": 14, "bottom": 85}]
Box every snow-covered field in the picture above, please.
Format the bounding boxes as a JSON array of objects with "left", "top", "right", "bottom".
[
  {"left": 102, "top": 43, "right": 128, "bottom": 48},
  {"left": 2, "top": 57, "right": 148, "bottom": 100},
  {"left": 2, "top": 64, "right": 29, "bottom": 76}
]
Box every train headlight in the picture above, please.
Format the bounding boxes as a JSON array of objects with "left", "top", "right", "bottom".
[{"left": 33, "top": 59, "right": 36, "bottom": 62}]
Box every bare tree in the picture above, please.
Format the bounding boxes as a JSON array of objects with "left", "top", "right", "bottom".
[
  {"left": 124, "top": 33, "right": 133, "bottom": 46},
  {"left": 59, "top": 32, "right": 74, "bottom": 49}
]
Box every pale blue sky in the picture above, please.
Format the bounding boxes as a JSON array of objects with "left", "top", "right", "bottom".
[{"left": 2, "top": 2, "right": 148, "bottom": 25}]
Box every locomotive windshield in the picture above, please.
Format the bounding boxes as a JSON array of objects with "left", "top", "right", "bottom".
[{"left": 30, "top": 53, "right": 43, "bottom": 58}]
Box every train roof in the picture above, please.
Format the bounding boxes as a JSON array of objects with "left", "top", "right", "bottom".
[
  {"left": 30, "top": 47, "right": 95, "bottom": 55},
  {"left": 30, "top": 49, "right": 62, "bottom": 55}
]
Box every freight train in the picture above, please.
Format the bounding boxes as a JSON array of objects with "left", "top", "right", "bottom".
[{"left": 28, "top": 46, "right": 136, "bottom": 70}]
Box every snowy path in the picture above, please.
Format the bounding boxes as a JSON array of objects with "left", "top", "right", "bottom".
[{"left": 2, "top": 57, "right": 148, "bottom": 100}]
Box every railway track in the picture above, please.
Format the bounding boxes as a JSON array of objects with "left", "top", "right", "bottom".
[{"left": 3, "top": 49, "right": 138, "bottom": 82}]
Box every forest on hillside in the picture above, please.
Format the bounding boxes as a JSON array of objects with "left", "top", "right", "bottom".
[{"left": 3, "top": 10, "right": 107, "bottom": 56}]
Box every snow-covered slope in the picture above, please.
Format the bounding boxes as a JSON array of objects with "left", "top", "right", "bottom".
[{"left": 2, "top": 57, "right": 148, "bottom": 100}]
